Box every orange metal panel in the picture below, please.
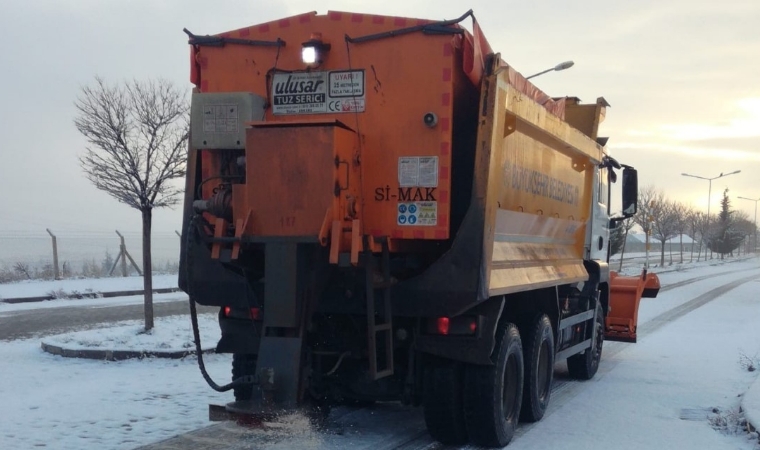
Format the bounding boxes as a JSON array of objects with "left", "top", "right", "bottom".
[
  {"left": 241, "top": 123, "right": 341, "bottom": 237},
  {"left": 198, "top": 12, "right": 454, "bottom": 241},
  {"left": 606, "top": 270, "right": 661, "bottom": 342}
]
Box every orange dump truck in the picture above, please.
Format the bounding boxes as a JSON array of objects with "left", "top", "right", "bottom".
[{"left": 179, "top": 10, "right": 659, "bottom": 447}]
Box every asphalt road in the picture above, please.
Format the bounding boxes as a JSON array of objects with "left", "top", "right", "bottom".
[{"left": 0, "top": 297, "right": 216, "bottom": 341}]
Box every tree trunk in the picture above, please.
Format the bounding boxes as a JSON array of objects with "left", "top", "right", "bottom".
[
  {"left": 141, "top": 207, "right": 154, "bottom": 331},
  {"left": 619, "top": 227, "right": 629, "bottom": 272},
  {"left": 660, "top": 240, "right": 666, "bottom": 267},
  {"left": 690, "top": 238, "right": 694, "bottom": 263},
  {"left": 679, "top": 234, "right": 683, "bottom": 263}
]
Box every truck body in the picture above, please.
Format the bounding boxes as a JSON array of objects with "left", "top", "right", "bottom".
[{"left": 179, "top": 10, "right": 659, "bottom": 447}]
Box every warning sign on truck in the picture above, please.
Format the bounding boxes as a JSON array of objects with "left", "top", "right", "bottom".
[
  {"left": 398, "top": 156, "right": 439, "bottom": 187},
  {"left": 272, "top": 70, "right": 365, "bottom": 115},
  {"left": 397, "top": 201, "right": 437, "bottom": 226}
]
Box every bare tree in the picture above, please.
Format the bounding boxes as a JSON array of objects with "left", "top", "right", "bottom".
[
  {"left": 74, "top": 77, "right": 189, "bottom": 331},
  {"left": 652, "top": 200, "right": 680, "bottom": 267},
  {"left": 13, "top": 262, "right": 32, "bottom": 280},
  {"left": 634, "top": 186, "right": 679, "bottom": 267},
  {"left": 611, "top": 217, "right": 636, "bottom": 271},
  {"left": 633, "top": 186, "right": 657, "bottom": 266},
  {"left": 730, "top": 210, "right": 754, "bottom": 257},
  {"left": 672, "top": 203, "right": 689, "bottom": 264},
  {"left": 685, "top": 208, "right": 703, "bottom": 262}
]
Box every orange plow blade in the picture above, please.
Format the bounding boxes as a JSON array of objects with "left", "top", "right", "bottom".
[{"left": 605, "top": 269, "right": 661, "bottom": 343}]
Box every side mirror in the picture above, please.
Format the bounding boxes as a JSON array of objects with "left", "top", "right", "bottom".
[{"left": 622, "top": 166, "right": 638, "bottom": 217}]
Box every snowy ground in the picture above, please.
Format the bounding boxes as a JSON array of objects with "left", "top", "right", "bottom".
[
  {"left": 0, "top": 258, "right": 758, "bottom": 449},
  {"left": 0, "top": 273, "right": 179, "bottom": 299},
  {"left": 0, "top": 291, "right": 188, "bottom": 316},
  {"left": 41, "top": 314, "right": 220, "bottom": 353},
  {"left": 1, "top": 314, "right": 232, "bottom": 450},
  {"left": 510, "top": 272, "right": 760, "bottom": 450}
]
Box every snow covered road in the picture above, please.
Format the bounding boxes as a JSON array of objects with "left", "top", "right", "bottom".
[{"left": 1, "top": 259, "right": 759, "bottom": 450}]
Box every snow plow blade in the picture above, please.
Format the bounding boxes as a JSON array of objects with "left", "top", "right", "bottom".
[{"left": 605, "top": 269, "right": 661, "bottom": 343}]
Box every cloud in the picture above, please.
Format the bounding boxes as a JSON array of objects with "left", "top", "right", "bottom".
[
  {"left": 612, "top": 142, "right": 760, "bottom": 162},
  {"left": 654, "top": 98, "right": 760, "bottom": 141}
]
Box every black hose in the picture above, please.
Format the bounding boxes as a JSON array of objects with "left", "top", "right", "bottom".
[{"left": 185, "top": 214, "right": 256, "bottom": 392}]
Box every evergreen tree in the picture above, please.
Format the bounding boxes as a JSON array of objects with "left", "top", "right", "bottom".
[{"left": 708, "top": 189, "right": 745, "bottom": 258}]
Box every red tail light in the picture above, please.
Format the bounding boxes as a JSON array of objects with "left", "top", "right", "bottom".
[
  {"left": 427, "top": 316, "right": 478, "bottom": 336},
  {"left": 436, "top": 317, "right": 450, "bottom": 335},
  {"left": 250, "top": 308, "right": 262, "bottom": 320},
  {"left": 223, "top": 306, "right": 231, "bottom": 316}
]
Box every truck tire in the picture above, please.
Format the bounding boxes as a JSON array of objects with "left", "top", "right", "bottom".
[
  {"left": 567, "top": 302, "right": 603, "bottom": 380},
  {"left": 463, "top": 323, "right": 524, "bottom": 448},
  {"left": 231, "top": 353, "right": 257, "bottom": 402},
  {"left": 520, "top": 314, "right": 554, "bottom": 422},
  {"left": 423, "top": 358, "right": 468, "bottom": 445}
]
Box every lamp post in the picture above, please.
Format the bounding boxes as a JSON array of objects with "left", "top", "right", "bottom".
[
  {"left": 682, "top": 170, "right": 741, "bottom": 260},
  {"left": 526, "top": 60, "right": 574, "bottom": 80},
  {"left": 737, "top": 196, "right": 760, "bottom": 253}
]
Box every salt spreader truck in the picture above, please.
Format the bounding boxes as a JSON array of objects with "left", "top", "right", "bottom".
[{"left": 179, "top": 10, "right": 660, "bottom": 448}]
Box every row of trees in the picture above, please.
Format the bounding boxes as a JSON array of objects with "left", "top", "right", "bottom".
[{"left": 611, "top": 186, "right": 757, "bottom": 266}]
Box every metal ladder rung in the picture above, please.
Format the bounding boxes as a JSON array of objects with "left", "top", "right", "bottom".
[
  {"left": 373, "top": 323, "right": 392, "bottom": 332},
  {"left": 374, "top": 369, "right": 393, "bottom": 379}
]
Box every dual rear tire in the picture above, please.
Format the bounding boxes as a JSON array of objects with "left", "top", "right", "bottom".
[{"left": 423, "top": 315, "right": 556, "bottom": 447}]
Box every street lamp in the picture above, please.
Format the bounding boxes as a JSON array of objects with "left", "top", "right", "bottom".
[
  {"left": 737, "top": 196, "right": 760, "bottom": 253},
  {"left": 682, "top": 170, "right": 741, "bottom": 260},
  {"left": 526, "top": 60, "right": 574, "bottom": 80}
]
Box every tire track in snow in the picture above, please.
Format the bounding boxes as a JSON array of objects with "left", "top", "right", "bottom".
[
  {"left": 659, "top": 265, "right": 758, "bottom": 292},
  {"left": 511, "top": 270, "right": 760, "bottom": 445}
]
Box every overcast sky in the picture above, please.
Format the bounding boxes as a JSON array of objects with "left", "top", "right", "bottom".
[{"left": 1, "top": 0, "right": 758, "bottom": 238}]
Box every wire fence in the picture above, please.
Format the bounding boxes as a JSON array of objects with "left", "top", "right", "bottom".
[{"left": 0, "top": 230, "right": 180, "bottom": 283}]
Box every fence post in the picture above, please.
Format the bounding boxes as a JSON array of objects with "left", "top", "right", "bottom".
[
  {"left": 46, "top": 228, "right": 61, "bottom": 280},
  {"left": 118, "top": 230, "right": 128, "bottom": 276},
  {"left": 109, "top": 231, "right": 143, "bottom": 277}
]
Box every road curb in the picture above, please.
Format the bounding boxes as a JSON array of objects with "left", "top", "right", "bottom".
[
  {"left": 40, "top": 341, "right": 215, "bottom": 361},
  {"left": 742, "top": 371, "right": 760, "bottom": 432},
  {"left": 1, "top": 287, "right": 182, "bottom": 304}
]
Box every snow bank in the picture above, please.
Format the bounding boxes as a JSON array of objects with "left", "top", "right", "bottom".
[
  {"left": 0, "top": 273, "right": 179, "bottom": 299},
  {"left": 42, "top": 313, "right": 220, "bottom": 353}
]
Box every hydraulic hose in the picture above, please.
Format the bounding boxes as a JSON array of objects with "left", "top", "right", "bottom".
[{"left": 185, "top": 214, "right": 256, "bottom": 392}]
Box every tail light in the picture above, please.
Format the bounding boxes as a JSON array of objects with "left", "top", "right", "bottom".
[
  {"left": 436, "top": 317, "right": 450, "bottom": 335},
  {"left": 222, "top": 306, "right": 263, "bottom": 321},
  {"left": 427, "top": 316, "right": 479, "bottom": 336}
]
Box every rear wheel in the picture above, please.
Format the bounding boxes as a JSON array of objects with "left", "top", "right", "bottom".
[
  {"left": 520, "top": 314, "right": 555, "bottom": 422},
  {"left": 423, "top": 357, "right": 468, "bottom": 445},
  {"left": 231, "top": 353, "right": 257, "bottom": 401},
  {"left": 567, "top": 302, "right": 604, "bottom": 380},
  {"left": 464, "top": 323, "right": 524, "bottom": 447}
]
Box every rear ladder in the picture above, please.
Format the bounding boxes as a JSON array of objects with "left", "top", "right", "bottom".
[{"left": 364, "top": 238, "right": 394, "bottom": 380}]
